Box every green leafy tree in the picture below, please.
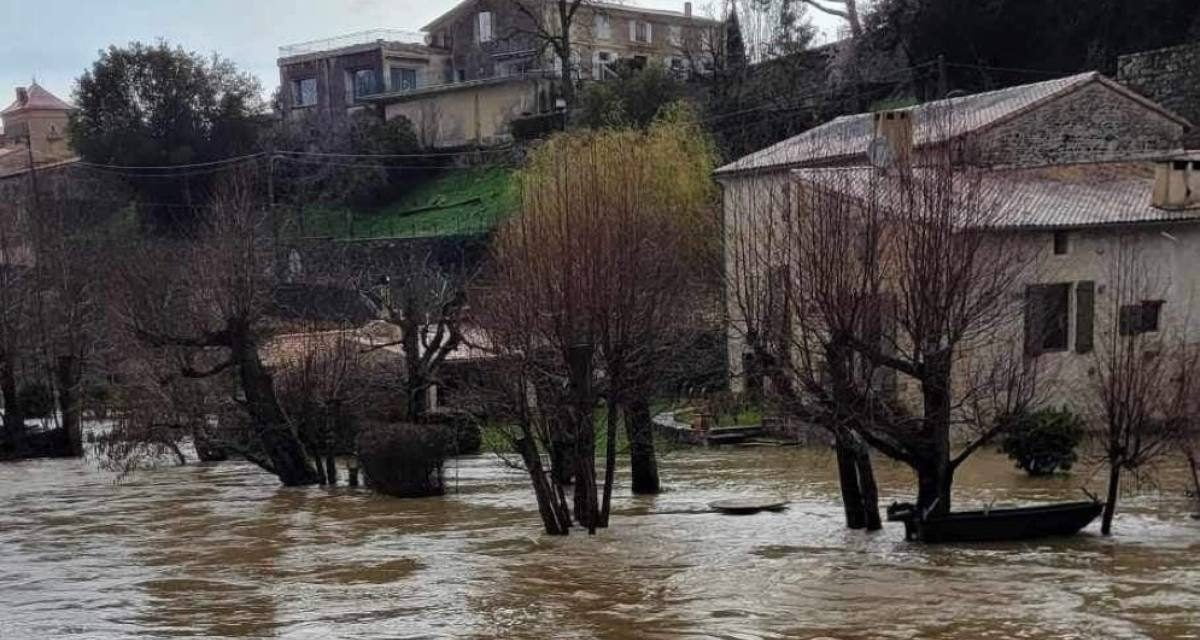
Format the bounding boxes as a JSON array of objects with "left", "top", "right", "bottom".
[
  {"left": 69, "top": 41, "right": 264, "bottom": 230},
  {"left": 577, "top": 62, "right": 686, "bottom": 129}
]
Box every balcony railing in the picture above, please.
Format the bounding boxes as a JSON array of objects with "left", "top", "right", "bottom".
[{"left": 279, "top": 29, "right": 426, "bottom": 58}]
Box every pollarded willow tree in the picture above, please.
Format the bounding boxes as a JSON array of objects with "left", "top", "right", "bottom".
[
  {"left": 114, "top": 166, "right": 327, "bottom": 485},
  {"left": 473, "top": 105, "right": 718, "bottom": 534}
]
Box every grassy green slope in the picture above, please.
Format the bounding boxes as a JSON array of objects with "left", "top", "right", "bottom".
[{"left": 303, "top": 166, "right": 517, "bottom": 239}]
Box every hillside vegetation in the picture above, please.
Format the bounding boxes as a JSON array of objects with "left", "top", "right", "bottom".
[{"left": 300, "top": 165, "right": 517, "bottom": 239}]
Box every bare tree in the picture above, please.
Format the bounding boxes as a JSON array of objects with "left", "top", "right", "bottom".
[
  {"left": 797, "top": 0, "right": 863, "bottom": 37},
  {"left": 472, "top": 116, "right": 715, "bottom": 532},
  {"left": 505, "top": 0, "right": 591, "bottom": 104},
  {"left": 0, "top": 180, "right": 34, "bottom": 449},
  {"left": 1087, "top": 237, "right": 1195, "bottom": 535},
  {"left": 358, "top": 250, "right": 467, "bottom": 422},
  {"left": 115, "top": 166, "right": 322, "bottom": 486}
]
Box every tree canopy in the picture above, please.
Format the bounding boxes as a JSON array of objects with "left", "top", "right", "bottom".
[
  {"left": 69, "top": 42, "right": 264, "bottom": 231},
  {"left": 70, "top": 41, "right": 264, "bottom": 167}
]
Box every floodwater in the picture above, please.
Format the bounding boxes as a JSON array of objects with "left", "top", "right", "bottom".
[{"left": 0, "top": 447, "right": 1197, "bottom": 640}]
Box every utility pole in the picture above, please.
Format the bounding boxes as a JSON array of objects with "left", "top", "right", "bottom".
[
  {"left": 25, "top": 136, "right": 41, "bottom": 218},
  {"left": 937, "top": 54, "right": 948, "bottom": 99}
]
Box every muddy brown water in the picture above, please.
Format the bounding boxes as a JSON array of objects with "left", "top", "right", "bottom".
[{"left": 0, "top": 447, "right": 1197, "bottom": 639}]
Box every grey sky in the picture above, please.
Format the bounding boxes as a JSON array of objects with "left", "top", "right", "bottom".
[{"left": 1, "top": 0, "right": 840, "bottom": 106}]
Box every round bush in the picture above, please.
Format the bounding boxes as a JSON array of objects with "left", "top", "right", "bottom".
[
  {"left": 1000, "top": 407, "right": 1085, "bottom": 476},
  {"left": 357, "top": 422, "right": 452, "bottom": 498}
]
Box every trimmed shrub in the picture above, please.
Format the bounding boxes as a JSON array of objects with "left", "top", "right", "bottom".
[
  {"left": 1000, "top": 407, "right": 1086, "bottom": 476},
  {"left": 357, "top": 422, "right": 452, "bottom": 497}
]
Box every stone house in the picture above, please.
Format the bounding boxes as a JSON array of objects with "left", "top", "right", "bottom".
[
  {"left": 716, "top": 71, "right": 1196, "bottom": 414},
  {"left": 1118, "top": 41, "right": 1200, "bottom": 149},
  {"left": 0, "top": 83, "right": 77, "bottom": 179},
  {"left": 276, "top": 1, "right": 720, "bottom": 147}
]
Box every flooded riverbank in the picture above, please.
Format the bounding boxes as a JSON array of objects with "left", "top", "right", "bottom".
[{"left": 1, "top": 447, "right": 1197, "bottom": 639}]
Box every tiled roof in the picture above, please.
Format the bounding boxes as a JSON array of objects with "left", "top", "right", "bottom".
[
  {"left": 1, "top": 83, "right": 74, "bottom": 116},
  {"left": 716, "top": 72, "right": 1191, "bottom": 176},
  {"left": 791, "top": 162, "right": 1200, "bottom": 230}
]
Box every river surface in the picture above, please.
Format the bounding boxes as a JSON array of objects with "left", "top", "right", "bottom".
[{"left": 0, "top": 447, "right": 1197, "bottom": 639}]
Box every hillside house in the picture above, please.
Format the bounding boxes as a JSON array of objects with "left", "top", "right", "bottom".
[
  {"left": 276, "top": 1, "right": 720, "bottom": 147},
  {"left": 716, "top": 72, "right": 1196, "bottom": 413},
  {"left": 0, "top": 83, "right": 77, "bottom": 179}
]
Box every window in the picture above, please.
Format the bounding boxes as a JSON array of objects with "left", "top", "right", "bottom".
[
  {"left": 669, "top": 24, "right": 683, "bottom": 46},
  {"left": 1119, "top": 300, "right": 1164, "bottom": 336},
  {"left": 351, "top": 69, "right": 379, "bottom": 100},
  {"left": 593, "top": 51, "right": 615, "bottom": 79},
  {"left": 390, "top": 67, "right": 417, "bottom": 91},
  {"left": 1053, "top": 230, "right": 1070, "bottom": 255},
  {"left": 456, "top": 69, "right": 466, "bottom": 82},
  {"left": 476, "top": 11, "right": 493, "bottom": 43},
  {"left": 1025, "top": 283, "right": 1071, "bottom": 355},
  {"left": 664, "top": 55, "right": 686, "bottom": 76},
  {"left": 630, "top": 20, "right": 652, "bottom": 43},
  {"left": 292, "top": 77, "right": 317, "bottom": 107},
  {"left": 595, "top": 14, "right": 612, "bottom": 40}
]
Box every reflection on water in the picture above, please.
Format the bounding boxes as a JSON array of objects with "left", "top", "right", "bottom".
[{"left": 0, "top": 448, "right": 1197, "bottom": 639}]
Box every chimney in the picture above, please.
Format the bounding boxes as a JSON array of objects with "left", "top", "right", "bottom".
[
  {"left": 15, "top": 87, "right": 28, "bottom": 106},
  {"left": 1151, "top": 159, "right": 1200, "bottom": 210},
  {"left": 872, "top": 110, "right": 913, "bottom": 169},
  {"left": 684, "top": 2, "right": 692, "bottom": 17}
]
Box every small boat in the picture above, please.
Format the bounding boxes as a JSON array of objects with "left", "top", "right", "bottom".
[{"left": 886, "top": 500, "right": 1103, "bottom": 543}]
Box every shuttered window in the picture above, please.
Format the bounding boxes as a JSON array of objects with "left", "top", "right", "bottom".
[
  {"left": 1024, "top": 283, "right": 1070, "bottom": 356},
  {"left": 1075, "top": 281, "right": 1094, "bottom": 353}
]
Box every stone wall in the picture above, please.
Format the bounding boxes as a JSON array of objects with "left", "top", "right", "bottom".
[
  {"left": 977, "top": 81, "right": 1185, "bottom": 166},
  {"left": 1118, "top": 42, "right": 1200, "bottom": 149}
]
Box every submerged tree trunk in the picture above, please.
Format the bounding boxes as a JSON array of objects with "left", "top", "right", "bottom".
[
  {"left": 599, "top": 401, "right": 618, "bottom": 527},
  {"left": 1102, "top": 463, "right": 1121, "bottom": 535},
  {"left": 56, "top": 355, "right": 83, "bottom": 457},
  {"left": 625, "top": 397, "right": 660, "bottom": 495},
  {"left": 918, "top": 356, "right": 954, "bottom": 516},
  {"left": 231, "top": 325, "right": 321, "bottom": 487},
  {"left": 835, "top": 432, "right": 867, "bottom": 530},
  {"left": 1, "top": 359, "right": 24, "bottom": 444},
  {"left": 516, "top": 432, "right": 571, "bottom": 535},
  {"left": 833, "top": 428, "right": 882, "bottom": 531},
  {"left": 854, "top": 444, "right": 882, "bottom": 531}
]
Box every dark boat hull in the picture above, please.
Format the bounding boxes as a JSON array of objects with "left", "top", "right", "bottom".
[{"left": 895, "top": 501, "right": 1103, "bottom": 543}]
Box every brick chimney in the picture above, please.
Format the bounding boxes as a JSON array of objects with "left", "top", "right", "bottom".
[
  {"left": 1151, "top": 159, "right": 1200, "bottom": 210},
  {"left": 15, "top": 87, "right": 28, "bottom": 106},
  {"left": 684, "top": 2, "right": 692, "bottom": 17},
  {"left": 872, "top": 110, "right": 913, "bottom": 169}
]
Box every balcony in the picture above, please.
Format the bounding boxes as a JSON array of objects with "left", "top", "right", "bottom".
[{"left": 279, "top": 29, "right": 426, "bottom": 59}]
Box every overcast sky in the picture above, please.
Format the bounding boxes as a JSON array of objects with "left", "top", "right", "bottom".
[{"left": 1, "top": 0, "right": 841, "bottom": 106}]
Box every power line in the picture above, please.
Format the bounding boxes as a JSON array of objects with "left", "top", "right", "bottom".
[
  {"left": 274, "top": 147, "right": 513, "bottom": 159},
  {"left": 72, "top": 152, "right": 266, "bottom": 171},
  {"left": 274, "top": 157, "right": 498, "bottom": 170}
]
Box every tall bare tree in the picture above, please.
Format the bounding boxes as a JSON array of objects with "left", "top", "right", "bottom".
[
  {"left": 1087, "top": 237, "right": 1195, "bottom": 535},
  {"left": 473, "top": 113, "right": 715, "bottom": 533},
  {"left": 115, "top": 166, "right": 322, "bottom": 485}
]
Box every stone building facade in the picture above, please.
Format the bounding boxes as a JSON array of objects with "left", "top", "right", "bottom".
[
  {"left": 1118, "top": 41, "right": 1200, "bottom": 149},
  {"left": 716, "top": 73, "right": 1198, "bottom": 419},
  {"left": 976, "top": 80, "right": 1185, "bottom": 166}
]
